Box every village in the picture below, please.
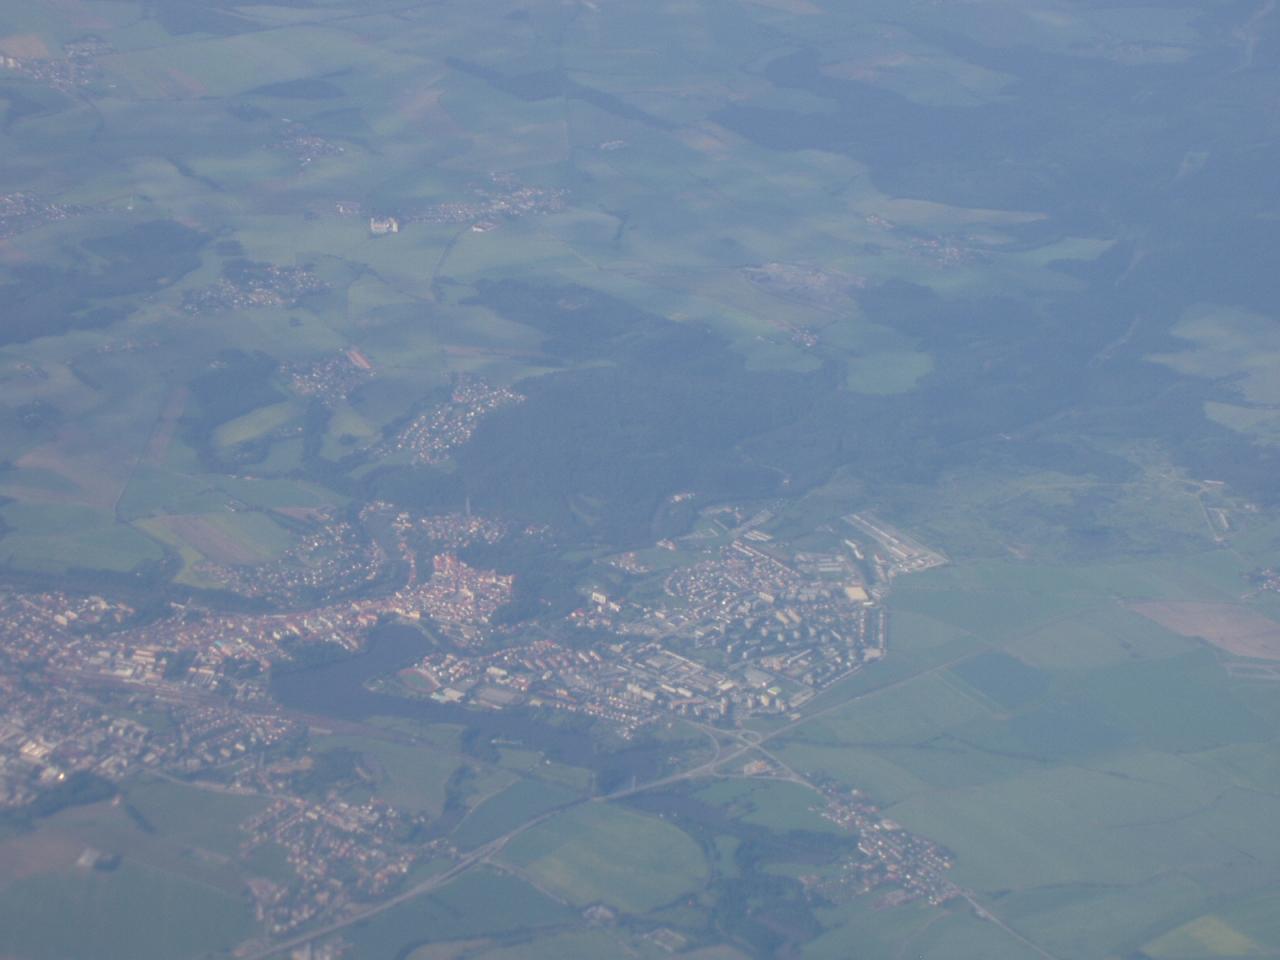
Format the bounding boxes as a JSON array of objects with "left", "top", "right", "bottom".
[
  {"left": 380, "top": 378, "right": 525, "bottom": 465},
  {"left": 181, "top": 261, "right": 329, "bottom": 314}
]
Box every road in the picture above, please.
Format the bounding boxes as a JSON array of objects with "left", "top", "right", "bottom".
[
  {"left": 239, "top": 801, "right": 571, "bottom": 960},
  {"left": 241, "top": 648, "right": 1060, "bottom": 960}
]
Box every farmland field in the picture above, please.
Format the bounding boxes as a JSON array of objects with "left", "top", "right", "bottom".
[
  {"left": 500, "top": 803, "right": 708, "bottom": 913},
  {"left": 0, "top": 861, "right": 252, "bottom": 960}
]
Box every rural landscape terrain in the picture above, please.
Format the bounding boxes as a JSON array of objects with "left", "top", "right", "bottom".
[{"left": 3, "top": 1, "right": 1280, "bottom": 958}]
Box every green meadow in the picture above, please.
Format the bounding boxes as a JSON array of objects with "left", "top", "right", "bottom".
[{"left": 500, "top": 803, "right": 708, "bottom": 913}]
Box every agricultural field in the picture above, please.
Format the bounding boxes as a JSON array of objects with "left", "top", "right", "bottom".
[
  {"left": 0, "top": 860, "right": 252, "bottom": 960},
  {"left": 499, "top": 803, "right": 708, "bottom": 914},
  {"left": 346, "top": 868, "right": 577, "bottom": 959},
  {"left": 451, "top": 778, "right": 579, "bottom": 850},
  {"left": 751, "top": 544, "right": 1280, "bottom": 958},
  {"left": 0, "top": 791, "right": 259, "bottom": 960}
]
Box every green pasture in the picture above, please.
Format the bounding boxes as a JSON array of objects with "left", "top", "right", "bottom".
[
  {"left": 884, "top": 748, "right": 1278, "bottom": 893},
  {"left": 888, "top": 561, "right": 1109, "bottom": 640},
  {"left": 117, "top": 467, "right": 233, "bottom": 520},
  {"left": 1186, "top": 741, "right": 1280, "bottom": 795},
  {"left": 697, "top": 778, "right": 842, "bottom": 835},
  {"left": 500, "top": 802, "right": 707, "bottom": 913},
  {"left": 1152, "top": 304, "right": 1280, "bottom": 408},
  {"left": 790, "top": 669, "right": 994, "bottom": 747},
  {"left": 122, "top": 778, "right": 265, "bottom": 855},
  {"left": 496, "top": 748, "right": 593, "bottom": 791},
  {"left": 949, "top": 651, "right": 1050, "bottom": 709},
  {"left": 347, "top": 867, "right": 575, "bottom": 959},
  {"left": 1145, "top": 914, "right": 1269, "bottom": 959},
  {"left": 144, "top": 509, "right": 294, "bottom": 567},
  {"left": 807, "top": 894, "right": 1042, "bottom": 960},
  {"left": 0, "top": 503, "right": 164, "bottom": 574},
  {"left": 1003, "top": 602, "right": 1202, "bottom": 669},
  {"left": 100, "top": 25, "right": 420, "bottom": 99},
  {"left": 464, "top": 930, "right": 643, "bottom": 960},
  {"left": 0, "top": 860, "right": 253, "bottom": 960},
  {"left": 773, "top": 742, "right": 931, "bottom": 806},
  {"left": 993, "top": 875, "right": 1209, "bottom": 960},
  {"left": 215, "top": 476, "right": 339, "bottom": 510},
  {"left": 845, "top": 350, "right": 934, "bottom": 394},
  {"left": 452, "top": 779, "right": 580, "bottom": 850},
  {"left": 1072, "top": 651, "right": 1269, "bottom": 753},
  {"left": 212, "top": 399, "right": 302, "bottom": 449},
  {"left": 320, "top": 402, "right": 381, "bottom": 459}
]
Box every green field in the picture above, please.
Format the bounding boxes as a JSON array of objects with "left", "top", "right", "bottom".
[
  {"left": 500, "top": 803, "right": 708, "bottom": 913},
  {"left": 212, "top": 400, "right": 302, "bottom": 449},
  {"left": 452, "top": 778, "right": 580, "bottom": 850},
  {"left": 696, "top": 779, "right": 843, "bottom": 835},
  {"left": 122, "top": 778, "right": 265, "bottom": 855},
  {"left": 1144, "top": 914, "right": 1267, "bottom": 959},
  {"left": 0, "top": 861, "right": 253, "bottom": 960},
  {"left": 807, "top": 896, "right": 1045, "bottom": 960},
  {"left": 347, "top": 868, "right": 577, "bottom": 959}
]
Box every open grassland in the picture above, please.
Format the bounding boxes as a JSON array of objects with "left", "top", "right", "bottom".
[
  {"left": 459, "top": 930, "right": 651, "bottom": 960},
  {"left": 1214, "top": 894, "right": 1280, "bottom": 953},
  {"left": 7, "top": 798, "right": 248, "bottom": 895},
  {"left": 696, "top": 779, "right": 844, "bottom": 835},
  {"left": 845, "top": 349, "right": 934, "bottom": 394},
  {"left": 100, "top": 25, "right": 422, "bottom": 100},
  {"left": 0, "top": 502, "right": 164, "bottom": 574},
  {"left": 500, "top": 803, "right": 707, "bottom": 914},
  {"left": 778, "top": 556, "right": 1280, "bottom": 954},
  {"left": 347, "top": 868, "right": 576, "bottom": 960},
  {"left": 1153, "top": 304, "right": 1280, "bottom": 405},
  {"left": 1003, "top": 601, "right": 1203, "bottom": 669},
  {"left": 808, "top": 895, "right": 1044, "bottom": 960},
  {"left": 212, "top": 399, "right": 302, "bottom": 449},
  {"left": 1145, "top": 914, "right": 1268, "bottom": 958},
  {"left": 496, "top": 748, "right": 594, "bottom": 792},
  {"left": 122, "top": 778, "right": 266, "bottom": 855},
  {"left": 452, "top": 779, "right": 579, "bottom": 850},
  {"left": 791, "top": 668, "right": 995, "bottom": 747},
  {"left": 774, "top": 741, "right": 932, "bottom": 806},
  {"left": 883, "top": 757, "right": 1246, "bottom": 892},
  {"left": 0, "top": 824, "right": 85, "bottom": 892},
  {"left": 0, "top": 860, "right": 253, "bottom": 960},
  {"left": 889, "top": 564, "right": 1102, "bottom": 639}
]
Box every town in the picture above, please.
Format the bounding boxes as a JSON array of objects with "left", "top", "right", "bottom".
[
  {"left": 402, "top": 172, "right": 566, "bottom": 230},
  {"left": 0, "top": 500, "right": 952, "bottom": 940},
  {"left": 285, "top": 348, "right": 376, "bottom": 405},
  {"left": 395, "top": 510, "right": 945, "bottom": 732}
]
